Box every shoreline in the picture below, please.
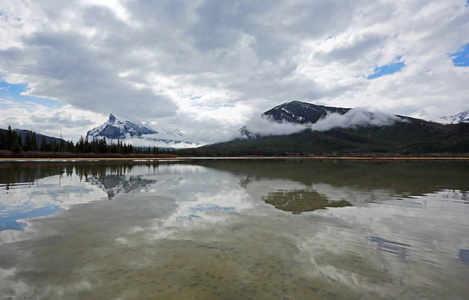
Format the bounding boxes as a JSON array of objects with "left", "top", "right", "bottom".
[{"left": 1, "top": 155, "right": 469, "bottom": 162}]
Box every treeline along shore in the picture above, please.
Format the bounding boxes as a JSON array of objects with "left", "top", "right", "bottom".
[
  {"left": 1, "top": 125, "right": 469, "bottom": 159},
  {"left": 0, "top": 126, "right": 176, "bottom": 158}
]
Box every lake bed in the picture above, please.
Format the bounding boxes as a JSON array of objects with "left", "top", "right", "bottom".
[{"left": 1, "top": 160, "right": 468, "bottom": 299}]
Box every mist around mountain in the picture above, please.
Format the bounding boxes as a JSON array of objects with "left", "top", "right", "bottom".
[
  {"left": 240, "top": 101, "right": 405, "bottom": 139},
  {"left": 86, "top": 114, "right": 201, "bottom": 149},
  {"left": 197, "top": 101, "right": 469, "bottom": 155}
]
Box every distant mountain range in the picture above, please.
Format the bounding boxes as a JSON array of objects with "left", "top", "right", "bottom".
[
  {"left": 3, "top": 102, "right": 468, "bottom": 154},
  {"left": 200, "top": 101, "right": 469, "bottom": 154},
  {"left": 87, "top": 114, "right": 201, "bottom": 149}
]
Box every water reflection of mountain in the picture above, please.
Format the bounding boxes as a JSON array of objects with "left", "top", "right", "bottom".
[
  {"left": 0, "top": 161, "right": 158, "bottom": 190},
  {"left": 86, "top": 175, "right": 184, "bottom": 200},
  {"left": 0, "top": 162, "right": 145, "bottom": 186},
  {"left": 195, "top": 160, "right": 469, "bottom": 195},
  {"left": 194, "top": 159, "right": 469, "bottom": 214},
  {"left": 2, "top": 160, "right": 469, "bottom": 215},
  {"left": 86, "top": 175, "right": 158, "bottom": 200},
  {"left": 263, "top": 190, "right": 351, "bottom": 214}
]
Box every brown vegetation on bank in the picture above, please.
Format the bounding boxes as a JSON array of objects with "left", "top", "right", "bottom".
[
  {"left": 2, "top": 150, "right": 469, "bottom": 161},
  {"left": 0, "top": 150, "right": 176, "bottom": 159}
]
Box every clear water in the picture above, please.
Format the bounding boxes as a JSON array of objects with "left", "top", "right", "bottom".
[{"left": 0, "top": 160, "right": 468, "bottom": 299}]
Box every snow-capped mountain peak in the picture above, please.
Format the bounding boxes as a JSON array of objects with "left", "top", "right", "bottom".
[
  {"left": 441, "top": 109, "right": 469, "bottom": 124},
  {"left": 87, "top": 114, "right": 202, "bottom": 148},
  {"left": 87, "top": 113, "right": 157, "bottom": 139}
]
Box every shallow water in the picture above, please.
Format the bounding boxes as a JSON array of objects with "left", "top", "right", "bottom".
[{"left": 0, "top": 160, "right": 468, "bottom": 299}]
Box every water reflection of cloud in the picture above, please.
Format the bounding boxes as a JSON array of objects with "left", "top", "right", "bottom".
[
  {"left": 295, "top": 189, "right": 469, "bottom": 296},
  {"left": 368, "top": 236, "right": 410, "bottom": 261},
  {"left": 1, "top": 162, "right": 468, "bottom": 299},
  {"left": 458, "top": 249, "right": 469, "bottom": 266},
  {"left": 0, "top": 174, "right": 108, "bottom": 235},
  {"left": 0, "top": 164, "right": 214, "bottom": 235}
]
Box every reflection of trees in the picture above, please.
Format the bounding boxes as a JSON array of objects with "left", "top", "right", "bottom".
[
  {"left": 0, "top": 162, "right": 65, "bottom": 189},
  {"left": 263, "top": 190, "right": 351, "bottom": 214},
  {"left": 194, "top": 160, "right": 469, "bottom": 197},
  {"left": 0, "top": 161, "right": 161, "bottom": 192},
  {"left": 74, "top": 163, "right": 139, "bottom": 181}
]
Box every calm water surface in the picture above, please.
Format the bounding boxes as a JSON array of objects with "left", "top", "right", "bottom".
[{"left": 0, "top": 160, "right": 468, "bottom": 299}]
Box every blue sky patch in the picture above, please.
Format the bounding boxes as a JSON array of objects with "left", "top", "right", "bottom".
[
  {"left": 450, "top": 43, "right": 469, "bottom": 67},
  {"left": 367, "top": 60, "right": 405, "bottom": 79},
  {"left": 0, "top": 81, "right": 61, "bottom": 108},
  {"left": 190, "top": 204, "right": 235, "bottom": 212},
  {"left": 0, "top": 204, "right": 61, "bottom": 231},
  {"left": 191, "top": 102, "right": 235, "bottom": 110}
]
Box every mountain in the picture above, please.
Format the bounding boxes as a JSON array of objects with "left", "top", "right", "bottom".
[
  {"left": 87, "top": 114, "right": 200, "bottom": 149},
  {"left": 441, "top": 110, "right": 469, "bottom": 124},
  {"left": 0, "top": 128, "right": 67, "bottom": 147},
  {"left": 262, "top": 100, "right": 350, "bottom": 124},
  {"left": 199, "top": 101, "right": 469, "bottom": 155}
]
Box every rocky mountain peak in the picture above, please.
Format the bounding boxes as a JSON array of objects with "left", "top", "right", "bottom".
[
  {"left": 108, "top": 113, "right": 116, "bottom": 123},
  {"left": 263, "top": 100, "right": 350, "bottom": 124}
]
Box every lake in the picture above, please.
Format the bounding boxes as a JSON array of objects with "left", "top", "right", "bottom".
[{"left": 0, "top": 159, "right": 468, "bottom": 299}]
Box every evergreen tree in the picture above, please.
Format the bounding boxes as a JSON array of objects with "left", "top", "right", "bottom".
[
  {"left": 11, "top": 135, "right": 23, "bottom": 153},
  {"left": 15, "top": 130, "right": 23, "bottom": 150},
  {"left": 40, "top": 137, "right": 47, "bottom": 151},
  {"left": 31, "top": 132, "right": 38, "bottom": 151},
  {"left": 84, "top": 136, "right": 89, "bottom": 153},
  {"left": 0, "top": 129, "right": 4, "bottom": 150},
  {"left": 23, "top": 132, "right": 32, "bottom": 151},
  {"left": 4, "top": 126, "right": 13, "bottom": 150},
  {"left": 76, "top": 136, "right": 85, "bottom": 153},
  {"left": 67, "top": 140, "right": 75, "bottom": 153},
  {"left": 98, "top": 137, "right": 107, "bottom": 153},
  {"left": 59, "top": 139, "right": 67, "bottom": 152}
]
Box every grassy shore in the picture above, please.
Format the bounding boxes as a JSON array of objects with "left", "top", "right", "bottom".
[{"left": 0, "top": 150, "right": 177, "bottom": 160}]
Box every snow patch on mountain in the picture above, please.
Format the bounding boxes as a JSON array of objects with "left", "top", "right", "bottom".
[{"left": 441, "top": 110, "right": 469, "bottom": 124}]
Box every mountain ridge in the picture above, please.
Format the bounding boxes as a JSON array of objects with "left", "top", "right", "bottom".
[
  {"left": 199, "top": 100, "right": 469, "bottom": 155},
  {"left": 0, "top": 128, "right": 67, "bottom": 147}
]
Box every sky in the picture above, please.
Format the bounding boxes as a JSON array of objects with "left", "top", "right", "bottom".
[{"left": 1, "top": 0, "right": 469, "bottom": 143}]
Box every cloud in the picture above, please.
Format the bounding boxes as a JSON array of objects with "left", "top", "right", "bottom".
[
  {"left": 311, "top": 108, "right": 402, "bottom": 131},
  {"left": 0, "top": 101, "right": 105, "bottom": 142},
  {"left": 242, "top": 108, "right": 402, "bottom": 137},
  {"left": 0, "top": 0, "right": 468, "bottom": 142},
  {"left": 242, "top": 114, "right": 310, "bottom": 137}
]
